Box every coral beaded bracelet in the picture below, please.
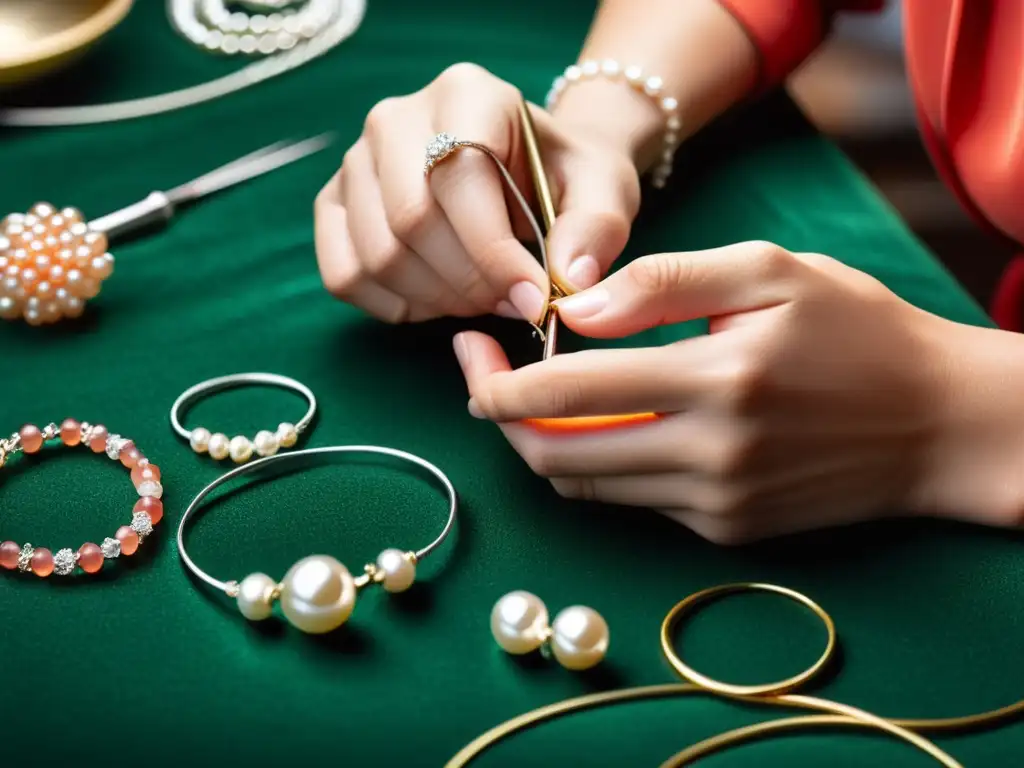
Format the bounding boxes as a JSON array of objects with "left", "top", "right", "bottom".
[{"left": 0, "top": 420, "right": 164, "bottom": 577}]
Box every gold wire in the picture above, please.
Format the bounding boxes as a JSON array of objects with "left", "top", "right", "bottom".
[{"left": 445, "top": 582, "right": 1024, "bottom": 766}]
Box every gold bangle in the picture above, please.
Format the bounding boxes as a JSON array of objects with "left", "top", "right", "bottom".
[{"left": 659, "top": 582, "right": 837, "bottom": 698}]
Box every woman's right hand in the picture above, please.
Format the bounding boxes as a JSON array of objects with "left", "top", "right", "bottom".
[{"left": 314, "top": 63, "right": 641, "bottom": 325}]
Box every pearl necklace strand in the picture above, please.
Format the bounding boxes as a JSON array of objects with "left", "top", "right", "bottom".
[{"left": 170, "top": 0, "right": 343, "bottom": 57}]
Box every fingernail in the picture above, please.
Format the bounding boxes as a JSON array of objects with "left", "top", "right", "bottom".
[
  {"left": 467, "top": 398, "right": 485, "bottom": 419},
  {"left": 554, "top": 286, "right": 608, "bottom": 319},
  {"left": 508, "top": 281, "right": 546, "bottom": 323},
  {"left": 495, "top": 300, "right": 522, "bottom": 320},
  {"left": 566, "top": 255, "right": 600, "bottom": 289},
  {"left": 453, "top": 333, "right": 470, "bottom": 370}
]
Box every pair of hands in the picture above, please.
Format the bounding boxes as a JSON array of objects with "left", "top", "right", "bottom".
[{"left": 315, "top": 64, "right": 1020, "bottom": 542}]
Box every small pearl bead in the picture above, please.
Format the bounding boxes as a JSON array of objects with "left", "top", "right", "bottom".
[
  {"left": 581, "top": 59, "right": 599, "bottom": 76},
  {"left": 253, "top": 430, "right": 279, "bottom": 457},
  {"left": 491, "top": 591, "right": 549, "bottom": 654},
  {"left": 600, "top": 59, "right": 620, "bottom": 77},
  {"left": 276, "top": 422, "right": 298, "bottom": 448},
  {"left": 237, "top": 573, "right": 277, "bottom": 621},
  {"left": 229, "top": 436, "right": 253, "bottom": 463},
  {"left": 550, "top": 606, "right": 610, "bottom": 670},
  {"left": 564, "top": 65, "right": 581, "bottom": 82},
  {"left": 189, "top": 427, "right": 212, "bottom": 453},
  {"left": 624, "top": 65, "right": 643, "bottom": 84},
  {"left": 644, "top": 76, "right": 663, "bottom": 96},
  {"left": 137, "top": 480, "right": 163, "bottom": 499},
  {"left": 208, "top": 433, "right": 230, "bottom": 460},
  {"left": 89, "top": 255, "right": 113, "bottom": 280},
  {"left": 279, "top": 555, "right": 356, "bottom": 634},
  {"left": 667, "top": 115, "right": 681, "bottom": 131},
  {"left": 661, "top": 96, "right": 678, "bottom": 113},
  {"left": 376, "top": 549, "right": 416, "bottom": 593}
]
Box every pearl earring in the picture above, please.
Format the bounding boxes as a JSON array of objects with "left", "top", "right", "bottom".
[{"left": 490, "top": 590, "right": 609, "bottom": 670}]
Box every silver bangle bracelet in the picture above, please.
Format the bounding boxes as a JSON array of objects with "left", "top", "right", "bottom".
[
  {"left": 177, "top": 445, "right": 458, "bottom": 634},
  {"left": 169, "top": 372, "right": 316, "bottom": 463}
]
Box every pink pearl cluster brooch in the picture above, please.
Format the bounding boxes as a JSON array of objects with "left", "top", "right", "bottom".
[
  {"left": 0, "top": 420, "right": 164, "bottom": 578},
  {"left": 0, "top": 203, "right": 115, "bottom": 325}
]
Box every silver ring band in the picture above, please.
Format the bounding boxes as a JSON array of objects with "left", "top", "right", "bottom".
[{"left": 177, "top": 445, "right": 458, "bottom": 595}]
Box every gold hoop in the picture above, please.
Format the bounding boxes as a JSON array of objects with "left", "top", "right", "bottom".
[{"left": 660, "top": 582, "right": 836, "bottom": 697}]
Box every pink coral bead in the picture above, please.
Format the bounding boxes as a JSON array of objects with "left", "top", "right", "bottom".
[
  {"left": 30, "top": 547, "right": 54, "bottom": 576},
  {"left": 133, "top": 496, "right": 163, "bottom": 526},
  {"left": 132, "top": 461, "right": 161, "bottom": 488},
  {"left": 88, "top": 425, "right": 108, "bottom": 453},
  {"left": 115, "top": 526, "right": 139, "bottom": 556},
  {"left": 119, "top": 442, "right": 142, "bottom": 468},
  {"left": 60, "top": 418, "right": 81, "bottom": 446},
  {"left": 78, "top": 543, "right": 103, "bottom": 574},
  {"left": 19, "top": 424, "right": 43, "bottom": 453},
  {"left": 0, "top": 541, "right": 20, "bottom": 569}
]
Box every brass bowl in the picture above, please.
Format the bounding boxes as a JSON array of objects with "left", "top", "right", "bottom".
[{"left": 0, "top": 0, "right": 134, "bottom": 87}]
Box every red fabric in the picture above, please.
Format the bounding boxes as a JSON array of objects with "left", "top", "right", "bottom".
[{"left": 716, "top": 0, "right": 1024, "bottom": 329}]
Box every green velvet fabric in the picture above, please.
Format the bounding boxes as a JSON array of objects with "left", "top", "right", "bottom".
[{"left": 1, "top": 2, "right": 1020, "bottom": 766}]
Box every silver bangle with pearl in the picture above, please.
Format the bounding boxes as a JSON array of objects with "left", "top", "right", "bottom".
[
  {"left": 545, "top": 59, "right": 681, "bottom": 189},
  {"left": 170, "top": 372, "right": 316, "bottom": 464},
  {"left": 176, "top": 445, "right": 458, "bottom": 634}
]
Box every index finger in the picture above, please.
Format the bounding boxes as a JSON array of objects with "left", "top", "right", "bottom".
[
  {"left": 453, "top": 331, "right": 723, "bottom": 422},
  {"left": 429, "top": 100, "right": 549, "bottom": 321}
]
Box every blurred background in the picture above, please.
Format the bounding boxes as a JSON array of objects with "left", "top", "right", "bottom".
[{"left": 788, "top": 0, "right": 1013, "bottom": 306}]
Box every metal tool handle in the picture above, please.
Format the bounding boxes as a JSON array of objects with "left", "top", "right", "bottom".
[{"left": 89, "top": 192, "right": 175, "bottom": 239}]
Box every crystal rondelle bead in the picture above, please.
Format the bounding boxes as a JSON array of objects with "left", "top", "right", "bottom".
[
  {"left": 105, "top": 434, "right": 126, "bottom": 460},
  {"left": 130, "top": 511, "right": 153, "bottom": 538},
  {"left": 17, "top": 543, "right": 34, "bottom": 572},
  {"left": 53, "top": 548, "right": 76, "bottom": 576},
  {"left": 101, "top": 537, "right": 121, "bottom": 559}
]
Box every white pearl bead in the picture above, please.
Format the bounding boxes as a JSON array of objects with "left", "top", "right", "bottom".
[
  {"left": 550, "top": 606, "right": 609, "bottom": 670},
  {"left": 229, "top": 436, "right": 253, "bottom": 463},
  {"left": 376, "top": 549, "right": 415, "bottom": 593},
  {"left": 237, "top": 572, "right": 277, "bottom": 621},
  {"left": 254, "top": 430, "right": 279, "bottom": 457},
  {"left": 208, "top": 433, "right": 230, "bottom": 460},
  {"left": 581, "top": 59, "right": 599, "bottom": 76},
  {"left": 600, "top": 59, "right": 620, "bottom": 77},
  {"left": 276, "top": 422, "right": 298, "bottom": 448},
  {"left": 624, "top": 64, "right": 643, "bottom": 84},
  {"left": 491, "top": 591, "right": 549, "bottom": 654},
  {"left": 564, "top": 65, "right": 581, "bottom": 82},
  {"left": 190, "top": 427, "right": 212, "bottom": 453},
  {"left": 279, "top": 555, "right": 356, "bottom": 634},
  {"left": 644, "top": 76, "right": 663, "bottom": 96},
  {"left": 137, "top": 480, "right": 163, "bottom": 499}
]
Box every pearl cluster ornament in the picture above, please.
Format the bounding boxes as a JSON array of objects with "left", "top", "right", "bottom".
[
  {"left": 545, "top": 60, "right": 681, "bottom": 189},
  {"left": 231, "top": 549, "right": 417, "bottom": 634},
  {"left": 491, "top": 590, "right": 610, "bottom": 670},
  {"left": 189, "top": 421, "right": 298, "bottom": 464},
  {"left": 0, "top": 419, "right": 164, "bottom": 578},
  {"left": 0, "top": 203, "right": 114, "bottom": 325}
]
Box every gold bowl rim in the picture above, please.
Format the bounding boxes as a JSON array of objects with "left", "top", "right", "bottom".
[{"left": 0, "top": 0, "right": 135, "bottom": 69}]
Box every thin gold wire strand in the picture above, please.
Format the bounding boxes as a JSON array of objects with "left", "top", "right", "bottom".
[{"left": 445, "top": 582, "right": 1024, "bottom": 766}]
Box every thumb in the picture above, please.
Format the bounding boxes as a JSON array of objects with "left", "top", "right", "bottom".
[
  {"left": 552, "top": 241, "right": 803, "bottom": 338},
  {"left": 547, "top": 160, "right": 637, "bottom": 291}
]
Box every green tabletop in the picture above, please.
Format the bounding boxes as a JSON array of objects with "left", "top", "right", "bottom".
[{"left": 1, "top": 2, "right": 1020, "bottom": 766}]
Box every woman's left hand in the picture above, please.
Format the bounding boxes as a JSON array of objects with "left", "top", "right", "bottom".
[{"left": 453, "top": 241, "right": 1021, "bottom": 543}]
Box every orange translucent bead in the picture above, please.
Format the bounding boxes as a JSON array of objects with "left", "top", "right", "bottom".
[
  {"left": 30, "top": 548, "right": 53, "bottom": 577},
  {"left": 88, "top": 425, "right": 108, "bottom": 453},
  {"left": 133, "top": 496, "right": 163, "bottom": 526},
  {"left": 60, "top": 418, "right": 81, "bottom": 446},
  {"left": 77, "top": 543, "right": 103, "bottom": 574},
  {"left": 0, "top": 541, "right": 19, "bottom": 569},
  {"left": 119, "top": 442, "right": 141, "bottom": 468},
  {"left": 19, "top": 424, "right": 43, "bottom": 453},
  {"left": 115, "top": 526, "right": 139, "bottom": 556},
  {"left": 132, "top": 461, "right": 160, "bottom": 487}
]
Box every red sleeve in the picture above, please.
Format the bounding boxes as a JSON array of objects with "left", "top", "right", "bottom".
[{"left": 717, "top": 0, "right": 886, "bottom": 87}]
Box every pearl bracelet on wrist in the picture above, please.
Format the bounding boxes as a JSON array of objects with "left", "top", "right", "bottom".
[{"left": 545, "top": 60, "right": 681, "bottom": 188}]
